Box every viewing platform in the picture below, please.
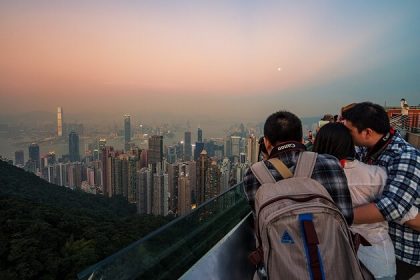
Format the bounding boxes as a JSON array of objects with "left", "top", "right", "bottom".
[{"left": 78, "top": 182, "right": 254, "bottom": 280}]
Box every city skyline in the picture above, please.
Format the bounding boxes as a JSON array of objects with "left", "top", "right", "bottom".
[{"left": 1, "top": 1, "right": 419, "bottom": 121}]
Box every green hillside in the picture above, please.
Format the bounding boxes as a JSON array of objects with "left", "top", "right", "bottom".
[{"left": 0, "top": 160, "right": 171, "bottom": 280}]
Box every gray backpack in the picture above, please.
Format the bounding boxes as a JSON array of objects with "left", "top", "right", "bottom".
[{"left": 249, "top": 152, "right": 371, "bottom": 280}]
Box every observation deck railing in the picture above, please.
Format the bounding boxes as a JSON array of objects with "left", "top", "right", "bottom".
[{"left": 78, "top": 182, "right": 252, "bottom": 280}]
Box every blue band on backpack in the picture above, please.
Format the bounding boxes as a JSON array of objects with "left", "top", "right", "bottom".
[
  {"left": 299, "top": 213, "right": 325, "bottom": 280},
  {"left": 299, "top": 213, "right": 313, "bottom": 222}
]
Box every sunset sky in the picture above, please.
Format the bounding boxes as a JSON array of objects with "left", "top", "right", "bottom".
[{"left": 1, "top": 1, "right": 419, "bottom": 122}]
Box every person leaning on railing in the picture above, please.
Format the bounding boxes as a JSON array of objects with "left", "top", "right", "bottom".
[{"left": 341, "top": 102, "right": 420, "bottom": 279}]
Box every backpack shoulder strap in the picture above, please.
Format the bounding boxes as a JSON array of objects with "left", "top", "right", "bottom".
[
  {"left": 250, "top": 161, "right": 276, "bottom": 185},
  {"left": 268, "top": 158, "right": 293, "bottom": 179},
  {"left": 294, "top": 151, "right": 318, "bottom": 178}
]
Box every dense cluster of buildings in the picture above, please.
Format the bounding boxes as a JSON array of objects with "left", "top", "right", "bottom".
[
  {"left": 13, "top": 108, "right": 261, "bottom": 217},
  {"left": 7, "top": 99, "right": 420, "bottom": 217}
]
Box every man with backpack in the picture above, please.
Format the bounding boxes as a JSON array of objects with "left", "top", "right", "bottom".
[
  {"left": 341, "top": 102, "right": 420, "bottom": 279},
  {"left": 243, "top": 111, "right": 367, "bottom": 279}
]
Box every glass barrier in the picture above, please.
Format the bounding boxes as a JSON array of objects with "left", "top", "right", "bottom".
[{"left": 78, "top": 182, "right": 251, "bottom": 280}]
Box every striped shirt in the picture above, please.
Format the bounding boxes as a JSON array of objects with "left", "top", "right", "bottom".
[{"left": 366, "top": 133, "right": 420, "bottom": 266}]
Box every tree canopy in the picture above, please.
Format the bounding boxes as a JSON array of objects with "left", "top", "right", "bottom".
[{"left": 0, "top": 160, "right": 171, "bottom": 279}]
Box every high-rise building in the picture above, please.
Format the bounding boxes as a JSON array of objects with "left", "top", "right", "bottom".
[
  {"left": 152, "top": 164, "right": 169, "bottom": 216},
  {"left": 69, "top": 131, "right": 80, "bottom": 162},
  {"left": 205, "top": 161, "right": 221, "bottom": 202},
  {"left": 113, "top": 156, "right": 124, "bottom": 196},
  {"left": 197, "top": 128, "right": 203, "bottom": 142},
  {"left": 177, "top": 162, "right": 194, "bottom": 216},
  {"left": 28, "top": 143, "right": 40, "bottom": 170},
  {"left": 57, "top": 107, "right": 63, "bottom": 137},
  {"left": 220, "top": 158, "right": 231, "bottom": 192},
  {"left": 167, "top": 146, "right": 177, "bottom": 164},
  {"left": 137, "top": 167, "right": 152, "bottom": 214},
  {"left": 224, "top": 138, "right": 232, "bottom": 159},
  {"left": 101, "top": 146, "right": 115, "bottom": 197},
  {"left": 54, "top": 163, "right": 67, "bottom": 187},
  {"left": 230, "top": 136, "right": 241, "bottom": 159},
  {"left": 124, "top": 114, "right": 131, "bottom": 151},
  {"left": 127, "top": 156, "right": 138, "bottom": 203},
  {"left": 99, "top": 138, "right": 107, "bottom": 150},
  {"left": 14, "top": 150, "right": 24, "bottom": 166},
  {"left": 148, "top": 135, "right": 163, "bottom": 167},
  {"left": 194, "top": 142, "right": 204, "bottom": 161},
  {"left": 68, "top": 162, "right": 82, "bottom": 189},
  {"left": 168, "top": 164, "right": 179, "bottom": 212},
  {"left": 184, "top": 131, "right": 192, "bottom": 161},
  {"left": 196, "top": 150, "right": 210, "bottom": 205},
  {"left": 246, "top": 135, "right": 259, "bottom": 164}
]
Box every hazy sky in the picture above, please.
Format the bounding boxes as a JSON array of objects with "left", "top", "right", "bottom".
[{"left": 1, "top": 1, "right": 419, "bottom": 122}]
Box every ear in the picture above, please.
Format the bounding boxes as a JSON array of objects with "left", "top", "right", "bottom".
[
  {"left": 264, "top": 137, "right": 274, "bottom": 155},
  {"left": 364, "top": 128, "right": 374, "bottom": 139}
]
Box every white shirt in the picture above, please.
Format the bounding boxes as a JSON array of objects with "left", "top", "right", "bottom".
[{"left": 343, "top": 160, "right": 418, "bottom": 244}]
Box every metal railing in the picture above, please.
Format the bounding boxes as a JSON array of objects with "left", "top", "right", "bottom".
[
  {"left": 389, "top": 114, "right": 419, "bottom": 133},
  {"left": 77, "top": 182, "right": 251, "bottom": 280}
]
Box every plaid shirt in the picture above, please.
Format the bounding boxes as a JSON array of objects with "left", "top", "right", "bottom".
[
  {"left": 243, "top": 150, "right": 354, "bottom": 225},
  {"left": 364, "top": 133, "right": 420, "bottom": 266}
]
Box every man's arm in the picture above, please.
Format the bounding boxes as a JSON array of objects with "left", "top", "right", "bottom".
[
  {"left": 353, "top": 203, "right": 385, "bottom": 224},
  {"left": 404, "top": 215, "right": 420, "bottom": 232},
  {"left": 354, "top": 203, "right": 420, "bottom": 232},
  {"left": 375, "top": 152, "right": 419, "bottom": 221}
]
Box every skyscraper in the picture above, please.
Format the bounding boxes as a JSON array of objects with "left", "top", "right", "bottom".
[
  {"left": 178, "top": 161, "right": 196, "bottom": 215},
  {"left": 124, "top": 114, "right": 131, "bottom": 151},
  {"left": 28, "top": 143, "right": 40, "bottom": 170},
  {"left": 69, "top": 131, "right": 80, "bottom": 162},
  {"left": 137, "top": 167, "right": 152, "bottom": 214},
  {"left": 194, "top": 142, "right": 205, "bottom": 161},
  {"left": 99, "top": 138, "right": 107, "bottom": 150},
  {"left": 197, "top": 127, "right": 203, "bottom": 142},
  {"left": 205, "top": 161, "right": 221, "bottom": 202},
  {"left": 57, "top": 107, "right": 63, "bottom": 137},
  {"left": 246, "top": 135, "right": 259, "bottom": 164},
  {"left": 152, "top": 165, "right": 169, "bottom": 216},
  {"left": 230, "top": 136, "right": 241, "bottom": 159},
  {"left": 168, "top": 164, "right": 179, "bottom": 212},
  {"left": 196, "top": 150, "right": 210, "bottom": 205},
  {"left": 148, "top": 135, "right": 163, "bottom": 167},
  {"left": 14, "top": 150, "right": 24, "bottom": 166},
  {"left": 184, "top": 131, "right": 192, "bottom": 161}
]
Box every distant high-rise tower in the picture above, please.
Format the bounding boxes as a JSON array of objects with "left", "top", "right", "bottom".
[
  {"left": 205, "top": 161, "right": 221, "bottom": 202},
  {"left": 184, "top": 131, "right": 192, "bottom": 161},
  {"left": 57, "top": 107, "right": 63, "bottom": 137},
  {"left": 197, "top": 150, "right": 210, "bottom": 205},
  {"left": 99, "top": 138, "right": 107, "bottom": 150},
  {"left": 149, "top": 135, "right": 163, "bottom": 168},
  {"left": 15, "top": 150, "right": 24, "bottom": 166},
  {"left": 137, "top": 167, "right": 152, "bottom": 214},
  {"left": 69, "top": 131, "right": 80, "bottom": 162},
  {"left": 246, "top": 135, "right": 259, "bottom": 164},
  {"left": 230, "top": 136, "right": 241, "bottom": 159},
  {"left": 28, "top": 143, "right": 40, "bottom": 170},
  {"left": 124, "top": 114, "right": 131, "bottom": 151},
  {"left": 197, "top": 128, "right": 203, "bottom": 142},
  {"left": 152, "top": 165, "right": 169, "bottom": 216}
]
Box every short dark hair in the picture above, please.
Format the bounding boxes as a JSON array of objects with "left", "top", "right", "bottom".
[
  {"left": 312, "top": 123, "right": 355, "bottom": 159},
  {"left": 264, "top": 111, "right": 302, "bottom": 144},
  {"left": 341, "top": 102, "right": 390, "bottom": 134}
]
